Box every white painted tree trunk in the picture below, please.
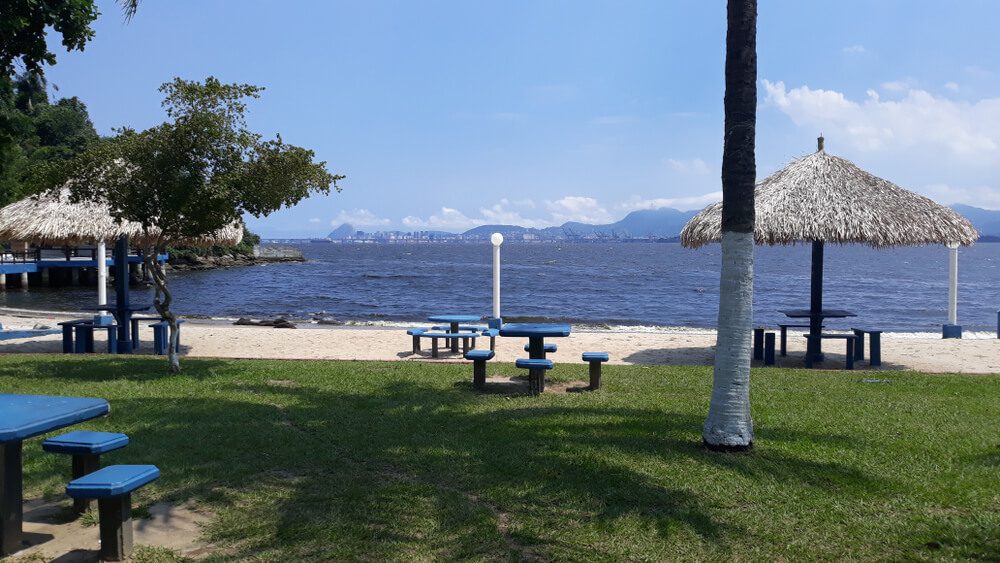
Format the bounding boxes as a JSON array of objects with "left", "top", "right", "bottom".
[{"left": 704, "top": 230, "right": 755, "bottom": 449}]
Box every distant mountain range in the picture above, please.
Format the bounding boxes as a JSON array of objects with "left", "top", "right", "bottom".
[
  {"left": 326, "top": 204, "right": 1000, "bottom": 241},
  {"left": 460, "top": 208, "right": 700, "bottom": 240}
]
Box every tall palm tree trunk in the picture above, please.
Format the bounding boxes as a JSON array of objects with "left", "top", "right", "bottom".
[{"left": 703, "top": 0, "right": 757, "bottom": 451}]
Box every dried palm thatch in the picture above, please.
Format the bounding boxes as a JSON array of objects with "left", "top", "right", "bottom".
[
  {"left": 680, "top": 148, "right": 978, "bottom": 248},
  {"left": 0, "top": 189, "right": 243, "bottom": 247}
]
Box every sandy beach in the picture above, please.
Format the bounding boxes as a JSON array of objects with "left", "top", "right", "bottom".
[{"left": 1, "top": 308, "right": 998, "bottom": 374}]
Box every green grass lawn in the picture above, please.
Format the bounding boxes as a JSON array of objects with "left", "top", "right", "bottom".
[{"left": 2, "top": 355, "right": 998, "bottom": 561}]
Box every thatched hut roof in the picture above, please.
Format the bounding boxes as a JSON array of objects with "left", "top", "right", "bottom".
[
  {"left": 0, "top": 190, "right": 243, "bottom": 247},
  {"left": 680, "top": 148, "right": 978, "bottom": 249}
]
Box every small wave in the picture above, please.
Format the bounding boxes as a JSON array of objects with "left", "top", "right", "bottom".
[{"left": 362, "top": 273, "right": 419, "bottom": 280}]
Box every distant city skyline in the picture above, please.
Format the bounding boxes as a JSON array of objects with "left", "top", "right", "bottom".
[{"left": 42, "top": 0, "right": 1000, "bottom": 237}]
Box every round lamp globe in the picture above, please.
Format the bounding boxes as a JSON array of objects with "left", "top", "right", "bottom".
[{"left": 491, "top": 233, "right": 504, "bottom": 246}]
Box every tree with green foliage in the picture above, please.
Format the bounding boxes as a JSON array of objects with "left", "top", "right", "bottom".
[
  {"left": 35, "top": 77, "right": 344, "bottom": 372},
  {"left": 0, "top": 72, "right": 98, "bottom": 205},
  {"left": 0, "top": 0, "right": 140, "bottom": 75}
]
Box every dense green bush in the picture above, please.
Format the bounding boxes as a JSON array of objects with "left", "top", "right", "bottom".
[{"left": 167, "top": 226, "right": 260, "bottom": 261}]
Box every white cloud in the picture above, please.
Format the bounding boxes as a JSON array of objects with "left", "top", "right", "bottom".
[
  {"left": 402, "top": 207, "right": 483, "bottom": 231},
  {"left": 545, "top": 196, "right": 613, "bottom": 224},
  {"left": 664, "top": 157, "right": 711, "bottom": 174},
  {"left": 331, "top": 209, "right": 391, "bottom": 228},
  {"left": 617, "top": 192, "right": 722, "bottom": 212},
  {"left": 880, "top": 80, "right": 913, "bottom": 93},
  {"left": 945, "top": 81, "right": 960, "bottom": 92},
  {"left": 399, "top": 196, "right": 614, "bottom": 231},
  {"left": 842, "top": 44, "right": 866, "bottom": 55},
  {"left": 762, "top": 79, "right": 1000, "bottom": 159}
]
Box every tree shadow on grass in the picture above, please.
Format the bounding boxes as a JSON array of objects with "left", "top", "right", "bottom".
[
  {"left": 0, "top": 354, "right": 233, "bottom": 383},
  {"left": 21, "top": 373, "right": 893, "bottom": 560}
]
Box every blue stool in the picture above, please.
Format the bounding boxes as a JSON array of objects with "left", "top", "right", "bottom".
[
  {"left": 149, "top": 320, "right": 184, "bottom": 355},
  {"left": 515, "top": 358, "right": 554, "bottom": 395},
  {"left": 481, "top": 328, "right": 499, "bottom": 351},
  {"left": 582, "top": 352, "right": 609, "bottom": 390},
  {"left": 66, "top": 465, "right": 160, "bottom": 561},
  {"left": 44, "top": 431, "right": 130, "bottom": 514},
  {"left": 465, "top": 349, "right": 495, "bottom": 389}
]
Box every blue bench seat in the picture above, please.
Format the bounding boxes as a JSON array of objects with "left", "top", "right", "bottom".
[
  {"left": 44, "top": 430, "right": 130, "bottom": 513},
  {"left": 803, "top": 334, "right": 858, "bottom": 370},
  {"left": 66, "top": 464, "right": 161, "bottom": 561},
  {"left": 515, "top": 358, "right": 554, "bottom": 370},
  {"left": 481, "top": 328, "right": 499, "bottom": 351},
  {"left": 66, "top": 464, "right": 159, "bottom": 499},
  {"left": 407, "top": 328, "right": 427, "bottom": 354},
  {"left": 58, "top": 320, "right": 118, "bottom": 354},
  {"left": 420, "top": 332, "right": 479, "bottom": 358},
  {"left": 582, "top": 352, "right": 609, "bottom": 363},
  {"left": 149, "top": 320, "right": 184, "bottom": 355},
  {"left": 43, "top": 430, "right": 129, "bottom": 455},
  {"left": 431, "top": 325, "right": 486, "bottom": 332},
  {"left": 516, "top": 358, "right": 554, "bottom": 395},
  {"left": 465, "top": 350, "right": 495, "bottom": 361}
]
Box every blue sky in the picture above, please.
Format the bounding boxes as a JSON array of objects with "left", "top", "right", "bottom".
[{"left": 43, "top": 0, "right": 1000, "bottom": 237}]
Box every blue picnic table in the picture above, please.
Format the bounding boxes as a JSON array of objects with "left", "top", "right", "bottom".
[
  {"left": 0, "top": 394, "right": 110, "bottom": 555},
  {"left": 499, "top": 323, "right": 572, "bottom": 357},
  {"left": 500, "top": 323, "right": 572, "bottom": 394},
  {"left": 782, "top": 308, "right": 857, "bottom": 362},
  {"left": 428, "top": 315, "right": 481, "bottom": 353}
]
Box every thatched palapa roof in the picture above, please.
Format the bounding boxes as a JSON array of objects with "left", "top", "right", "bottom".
[
  {"left": 680, "top": 146, "right": 978, "bottom": 249},
  {"left": 0, "top": 189, "right": 243, "bottom": 247}
]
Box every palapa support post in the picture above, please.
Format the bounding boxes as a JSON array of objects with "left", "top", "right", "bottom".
[
  {"left": 97, "top": 493, "right": 133, "bottom": 561},
  {"left": 0, "top": 441, "right": 24, "bottom": 556},
  {"left": 809, "top": 240, "right": 824, "bottom": 362},
  {"left": 943, "top": 243, "right": 962, "bottom": 338},
  {"left": 114, "top": 236, "right": 133, "bottom": 353}
]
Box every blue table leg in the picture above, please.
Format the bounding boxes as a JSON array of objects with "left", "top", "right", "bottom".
[
  {"left": 74, "top": 326, "right": 89, "bottom": 354},
  {"left": 0, "top": 441, "right": 24, "bottom": 556},
  {"left": 61, "top": 324, "right": 74, "bottom": 354},
  {"left": 106, "top": 327, "right": 118, "bottom": 354},
  {"left": 450, "top": 322, "right": 460, "bottom": 353},
  {"left": 528, "top": 337, "right": 545, "bottom": 393},
  {"left": 130, "top": 318, "right": 140, "bottom": 350}
]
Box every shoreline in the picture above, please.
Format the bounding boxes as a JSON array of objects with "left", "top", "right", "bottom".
[
  {"left": 1, "top": 307, "right": 999, "bottom": 373},
  {"left": 3, "top": 306, "right": 996, "bottom": 338}
]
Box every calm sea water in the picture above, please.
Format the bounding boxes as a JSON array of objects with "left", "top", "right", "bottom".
[{"left": 2, "top": 242, "right": 999, "bottom": 333}]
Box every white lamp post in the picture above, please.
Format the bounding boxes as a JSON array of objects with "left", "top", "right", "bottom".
[
  {"left": 97, "top": 239, "right": 108, "bottom": 315},
  {"left": 943, "top": 242, "right": 961, "bottom": 338},
  {"left": 491, "top": 232, "right": 503, "bottom": 319}
]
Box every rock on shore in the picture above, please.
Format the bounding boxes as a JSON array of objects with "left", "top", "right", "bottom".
[{"left": 169, "top": 244, "right": 304, "bottom": 271}]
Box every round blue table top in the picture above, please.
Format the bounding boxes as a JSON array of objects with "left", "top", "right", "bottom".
[
  {"left": 427, "top": 315, "right": 481, "bottom": 323},
  {"left": 500, "top": 323, "right": 572, "bottom": 338}
]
